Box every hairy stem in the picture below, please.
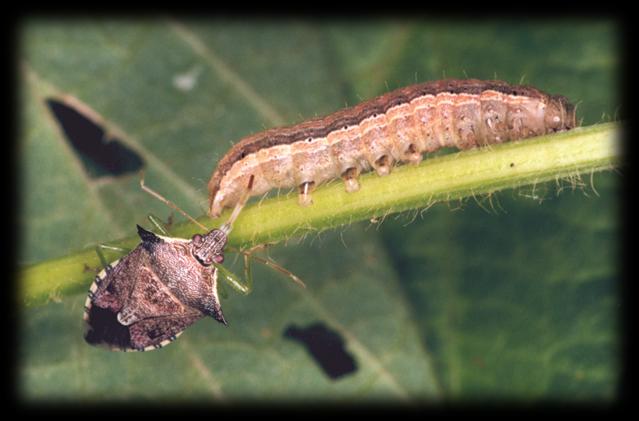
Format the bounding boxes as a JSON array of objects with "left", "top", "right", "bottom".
[{"left": 19, "top": 122, "right": 621, "bottom": 307}]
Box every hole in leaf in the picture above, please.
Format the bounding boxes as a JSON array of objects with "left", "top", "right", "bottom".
[
  {"left": 283, "top": 322, "right": 357, "bottom": 380},
  {"left": 46, "top": 99, "right": 144, "bottom": 178}
]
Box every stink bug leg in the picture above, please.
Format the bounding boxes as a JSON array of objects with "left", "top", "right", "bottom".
[
  {"left": 91, "top": 243, "right": 130, "bottom": 276},
  {"left": 147, "top": 213, "right": 171, "bottom": 236},
  {"left": 224, "top": 244, "right": 306, "bottom": 293},
  {"left": 94, "top": 244, "right": 127, "bottom": 267},
  {"left": 214, "top": 261, "right": 251, "bottom": 295},
  {"left": 214, "top": 245, "right": 306, "bottom": 297}
]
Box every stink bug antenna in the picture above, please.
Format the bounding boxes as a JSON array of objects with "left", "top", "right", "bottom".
[
  {"left": 139, "top": 172, "right": 209, "bottom": 232},
  {"left": 220, "top": 175, "right": 254, "bottom": 236}
]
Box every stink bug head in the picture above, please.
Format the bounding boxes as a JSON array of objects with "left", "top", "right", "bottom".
[{"left": 191, "top": 229, "right": 227, "bottom": 266}]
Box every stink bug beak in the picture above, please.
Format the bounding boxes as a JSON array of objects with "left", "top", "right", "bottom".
[{"left": 220, "top": 174, "right": 254, "bottom": 235}]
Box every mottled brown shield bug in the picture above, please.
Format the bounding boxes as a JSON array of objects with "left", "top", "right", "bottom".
[{"left": 84, "top": 176, "right": 262, "bottom": 351}]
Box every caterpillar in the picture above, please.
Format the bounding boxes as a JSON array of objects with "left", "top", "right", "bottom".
[{"left": 208, "top": 79, "right": 576, "bottom": 217}]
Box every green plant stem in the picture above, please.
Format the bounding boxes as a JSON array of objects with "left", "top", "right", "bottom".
[{"left": 19, "top": 122, "right": 621, "bottom": 307}]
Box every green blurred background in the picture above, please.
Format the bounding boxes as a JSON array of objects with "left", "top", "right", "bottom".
[{"left": 19, "top": 18, "right": 620, "bottom": 402}]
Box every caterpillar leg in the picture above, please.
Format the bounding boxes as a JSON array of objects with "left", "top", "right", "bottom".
[
  {"left": 403, "top": 143, "right": 423, "bottom": 165},
  {"left": 373, "top": 154, "right": 394, "bottom": 176},
  {"left": 341, "top": 167, "right": 361, "bottom": 193},
  {"left": 298, "top": 181, "right": 315, "bottom": 207}
]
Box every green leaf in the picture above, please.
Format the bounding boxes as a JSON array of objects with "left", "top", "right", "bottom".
[{"left": 19, "top": 19, "right": 620, "bottom": 401}]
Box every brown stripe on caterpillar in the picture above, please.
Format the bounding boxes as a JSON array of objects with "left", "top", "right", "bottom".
[{"left": 208, "top": 79, "right": 576, "bottom": 217}]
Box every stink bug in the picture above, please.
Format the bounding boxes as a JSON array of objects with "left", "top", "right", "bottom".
[{"left": 83, "top": 175, "right": 289, "bottom": 351}]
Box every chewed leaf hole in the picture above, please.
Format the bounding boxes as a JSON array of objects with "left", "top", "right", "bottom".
[
  {"left": 283, "top": 322, "right": 357, "bottom": 380},
  {"left": 46, "top": 99, "right": 144, "bottom": 178}
]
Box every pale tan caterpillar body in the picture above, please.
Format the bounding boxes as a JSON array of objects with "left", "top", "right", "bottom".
[{"left": 208, "top": 79, "right": 576, "bottom": 217}]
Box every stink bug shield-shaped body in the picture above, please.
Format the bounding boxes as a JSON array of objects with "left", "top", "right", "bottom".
[
  {"left": 84, "top": 176, "right": 254, "bottom": 352},
  {"left": 84, "top": 225, "right": 229, "bottom": 351}
]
